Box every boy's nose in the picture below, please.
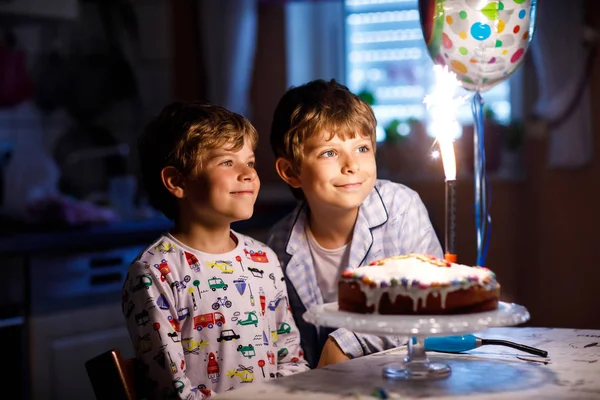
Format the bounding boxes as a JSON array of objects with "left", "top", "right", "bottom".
[
  {"left": 341, "top": 154, "right": 359, "bottom": 174},
  {"left": 240, "top": 165, "right": 258, "bottom": 181}
]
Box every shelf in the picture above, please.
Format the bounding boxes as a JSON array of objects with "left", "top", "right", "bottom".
[{"left": 0, "top": 316, "right": 25, "bottom": 328}]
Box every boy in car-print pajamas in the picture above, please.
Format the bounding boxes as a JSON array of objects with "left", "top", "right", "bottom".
[{"left": 122, "top": 102, "right": 308, "bottom": 400}]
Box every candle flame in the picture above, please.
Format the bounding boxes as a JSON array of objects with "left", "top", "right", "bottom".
[
  {"left": 423, "top": 65, "right": 467, "bottom": 181},
  {"left": 439, "top": 139, "right": 457, "bottom": 181}
]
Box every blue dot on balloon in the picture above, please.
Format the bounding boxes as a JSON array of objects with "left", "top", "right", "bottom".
[
  {"left": 519, "top": 9, "right": 526, "bottom": 19},
  {"left": 470, "top": 22, "right": 492, "bottom": 41}
]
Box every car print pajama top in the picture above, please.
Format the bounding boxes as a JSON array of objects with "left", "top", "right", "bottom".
[{"left": 122, "top": 231, "right": 309, "bottom": 399}]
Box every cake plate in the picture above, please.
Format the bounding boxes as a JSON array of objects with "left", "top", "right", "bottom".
[{"left": 303, "top": 301, "right": 530, "bottom": 380}]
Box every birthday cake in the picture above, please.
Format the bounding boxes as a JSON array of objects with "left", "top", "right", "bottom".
[{"left": 338, "top": 254, "right": 500, "bottom": 315}]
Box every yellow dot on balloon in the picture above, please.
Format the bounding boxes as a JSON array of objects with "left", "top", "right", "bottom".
[
  {"left": 497, "top": 20, "right": 505, "bottom": 33},
  {"left": 446, "top": 15, "right": 453, "bottom": 24},
  {"left": 450, "top": 60, "right": 468, "bottom": 74},
  {"left": 459, "top": 31, "right": 467, "bottom": 39},
  {"left": 502, "top": 49, "right": 508, "bottom": 55}
]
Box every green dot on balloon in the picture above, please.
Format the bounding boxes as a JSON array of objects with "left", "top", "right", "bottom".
[
  {"left": 482, "top": 78, "right": 489, "bottom": 83},
  {"left": 495, "top": 39, "right": 503, "bottom": 48},
  {"left": 459, "top": 11, "right": 467, "bottom": 19},
  {"left": 513, "top": 0, "right": 526, "bottom": 4},
  {"left": 499, "top": 2, "right": 504, "bottom": 10},
  {"left": 481, "top": 3, "right": 499, "bottom": 20},
  {"left": 459, "top": 47, "right": 468, "bottom": 55}
]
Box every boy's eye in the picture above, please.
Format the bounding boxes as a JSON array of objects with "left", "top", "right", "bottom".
[
  {"left": 221, "top": 160, "right": 233, "bottom": 166},
  {"left": 247, "top": 161, "right": 255, "bottom": 168},
  {"left": 357, "top": 145, "right": 370, "bottom": 153},
  {"left": 320, "top": 150, "right": 336, "bottom": 158}
]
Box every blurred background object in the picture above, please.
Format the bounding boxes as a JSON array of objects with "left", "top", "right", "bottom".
[
  {"left": 0, "top": 29, "right": 33, "bottom": 108},
  {"left": 0, "top": 0, "right": 78, "bottom": 24},
  {"left": 1, "top": 0, "right": 142, "bottom": 226}
]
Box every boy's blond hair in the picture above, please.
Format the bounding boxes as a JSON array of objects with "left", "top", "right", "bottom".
[
  {"left": 270, "top": 79, "right": 377, "bottom": 199},
  {"left": 138, "top": 101, "right": 258, "bottom": 220}
]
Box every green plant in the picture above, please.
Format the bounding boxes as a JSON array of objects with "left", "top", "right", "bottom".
[
  {"left": 383, "top": 118, "right": 417, "bottom": 144},
  {"left": 483, "top": 106, "right": 496, "bottom": 121},
  {"left": 357, "top": 89, "right": 375, "bottom": 106},
  {"left": 383, "top": 119, "right": 403, "bottom": 144}
]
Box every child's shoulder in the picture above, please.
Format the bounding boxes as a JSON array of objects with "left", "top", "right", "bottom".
[
  {"left": 133, "top": 234, "right": 180, "bottom": 265},
  {"left": 373, "top": 179, "right": 420, "bottom": 204}
]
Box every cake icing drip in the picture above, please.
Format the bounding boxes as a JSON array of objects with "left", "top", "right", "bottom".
[{"left": 341, "top": 254, "right": 498, "bottom": 312}]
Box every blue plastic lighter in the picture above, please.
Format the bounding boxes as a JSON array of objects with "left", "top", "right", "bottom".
[{"left": 422, "top": 334, "right": 548, "bottom": 357}]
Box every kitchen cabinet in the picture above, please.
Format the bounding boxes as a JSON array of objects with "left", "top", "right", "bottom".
[
  {"left": 1, "top": 257, "right": 26, "bottom": 398},
  {"left": 27, "top": 244, "right": 144, "bottom": 400},
  {"left": 30, "top": 303, "right": 134, "bottom": 400}
]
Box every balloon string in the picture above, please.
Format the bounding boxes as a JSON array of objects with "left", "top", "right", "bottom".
[
  {"left": 471, "top": 92, "right": 490, "bottom": 266},
  {"left": 471, "top": 93, "right": 482, "bottom": 264},
  {"left": 479, "top": 95, "right": 492, "bottom": 265},
  {"left": 483, "top": 179, "right": 492, "bottom": 265},
  {"left": 478, "top": 94, "right": 491, "bottom": 266}
]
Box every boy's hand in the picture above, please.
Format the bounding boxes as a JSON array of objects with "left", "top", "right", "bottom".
[{"left": 317, "top": 337, "right": 350, "bottom": 368}]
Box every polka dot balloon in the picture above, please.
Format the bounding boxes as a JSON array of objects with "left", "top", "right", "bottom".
[{"left": 419, "top": 0, "right": 537, "bottom": 92}]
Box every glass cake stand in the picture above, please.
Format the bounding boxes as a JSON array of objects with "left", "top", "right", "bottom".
[{"left": 303, "top": 301, "right": 530, "bottom": 380}]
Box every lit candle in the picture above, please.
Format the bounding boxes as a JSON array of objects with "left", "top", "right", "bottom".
[{"left": 424, "top": 65, "right": 467, "bottom": 263}]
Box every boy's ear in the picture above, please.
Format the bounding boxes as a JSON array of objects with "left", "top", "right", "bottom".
[
  {"left": 161, "top": 166, "right": 186, "bottom": 198},
  {"left": 275, "top": 157, "right": 301, "bottom": 188}
]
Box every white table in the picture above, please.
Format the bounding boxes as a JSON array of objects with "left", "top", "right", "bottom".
[{"left": 215, "top": 327, "right": 600, "bottom": 399}]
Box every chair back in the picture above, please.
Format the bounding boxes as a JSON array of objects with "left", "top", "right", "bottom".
[{"left": 85, "top": 348, "right": 144, "bottom": 400}]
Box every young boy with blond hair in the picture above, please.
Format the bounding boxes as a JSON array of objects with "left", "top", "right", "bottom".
[
  {"left": 267, "top": 79, "right": 443, "bottom": 368},
  {"left": 122, "top": 102, "right": 308, "bottom": 399}
]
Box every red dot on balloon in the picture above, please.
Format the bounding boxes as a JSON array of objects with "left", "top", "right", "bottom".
[
  {"left": 511, "top": 48, "right": 525, "bottom": 63},
  {"left": 258, "top": 360, "right": 265, "bottom": 367},
  {"left": 442, "top": 33, "right": 453, "bottom": 49},
  {"left": 236, "top": 256, "right": 241, "bottom": 262},
  {"left": 513, "top": 25, "right": 520, "bottom": 34},
  {"left": 154, "top": 323, "right": 160, "bottom": 330}
]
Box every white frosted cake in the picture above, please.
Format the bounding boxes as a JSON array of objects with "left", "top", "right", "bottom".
[{"left": 338, "top": 254, "right": 500, "bottom": 314}]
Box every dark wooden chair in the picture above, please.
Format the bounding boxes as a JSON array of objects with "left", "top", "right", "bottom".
[{"left": 85, "top": 348, "right": 146, "bottom": 400}]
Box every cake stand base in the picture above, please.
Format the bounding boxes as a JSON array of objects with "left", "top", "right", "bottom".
[
  {"left": 382, "top": 337, "right": 451, "bottom": 380},
  {"left": 383, "top": 361, "right": 451, "bottom": 380}
]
